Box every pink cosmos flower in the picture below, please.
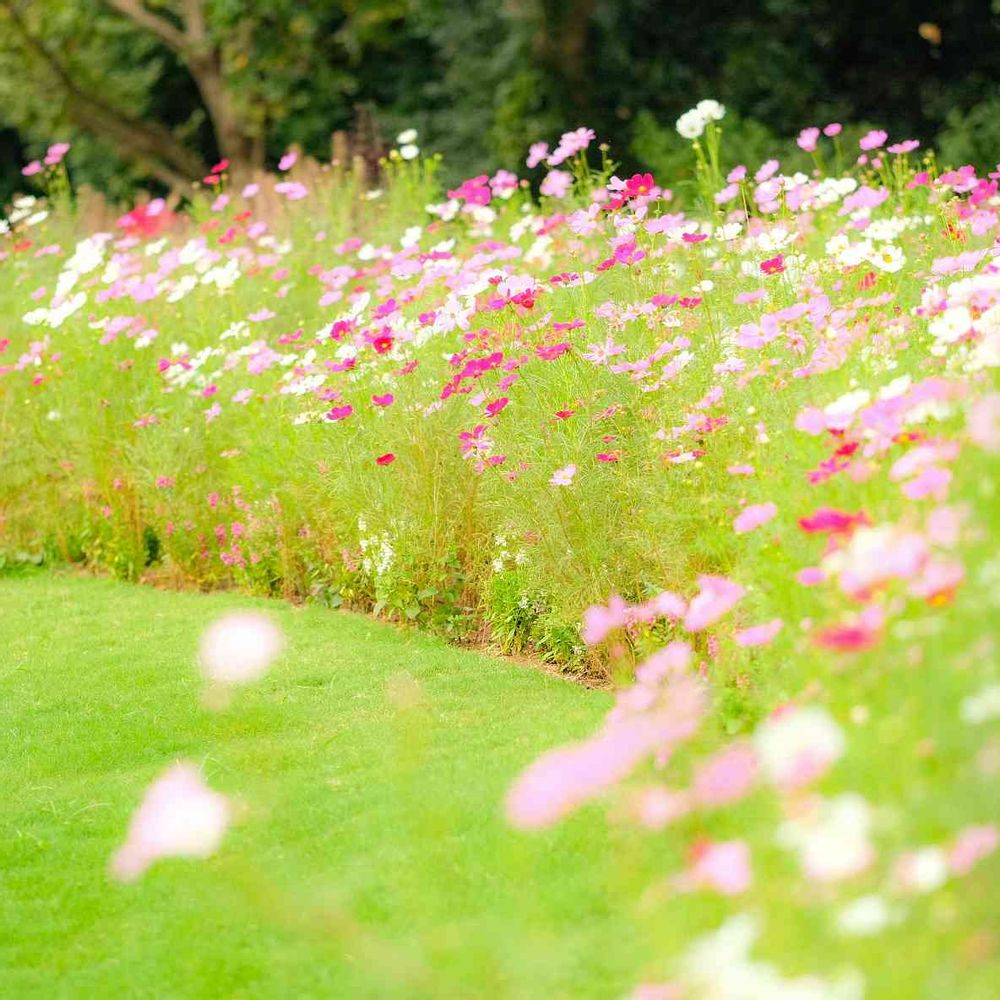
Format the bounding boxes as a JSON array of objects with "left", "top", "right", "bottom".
[
  {"left": 44, "top": 141, "right": 70, "bottom": 165},
  {"left": 22, "top": 160, "right": 43, "bottom": 177},
  {"left": 199, "top": 612, "right": 284, "bottom": 686},
  {"left": 684, "top": 575, "right": 745, "bottom": 632},
  {"left": 506, "top": 649, "right": 703, "bottom": 829},
  {"left": 110, "top": 763, "right": 231, "bottom": 881},
  {"left": 823, "top": 122, "right": 842, "bottom": 137},
  {"left": 550, "top": 463, "right": 577, "bottom": 486},
  {"left": 969, "top": 394, "right": 1000, "bottom": 452},
  {"left": 887, "top": 139, "right": 919, "bottom": 154},
  {"left": 540, "top": 169, "right": 573, "bottom": 199},
  {"left": 376, "top": 453, "right": 396, "bottom": 466},
  {"left": 949, "top": 824, "right": 999, "bottom": 874},
  {"left": 526, "top": 142, "right": 550, "bottom": 168},
  {"left": 755, "top": 159, "right": 779, "bottom": 182},
  {"left": 733, "top": 501, "right": 777, "bottom": 534},
  {"left": 490, "top": 170, "right": 519, "bottom": 196},
  {"left": 681, "top": 839, "right": 752, "bottom": 895},
  {"left": 371, "top": 393, "right": 394, "bottom": 407},
  {"left": 582, "top": 595, "right": 629, "bottom": 645},
  {"left": 275, "top": 181, "right": 308, "bottom": 200},
  {"left": 447, "top": 175, "right": 491, "bottom": 205},
  {"left": 692, "top": 743, "right": 757, "bottom": 807},
  {"left": 797, "top": 127, "right": 820, "bottom": 152},
  {"left": 278, "top": 150, "right": 298, "bottom": 171},
  {"left": 326, "top": 404, "right": 353, "bottom": 421},
  {"left": 734, "top": 619, "right": 783, "bottom": 647},
  {"left": 859, "top": 129, "right": 887, "bottom": 151}
]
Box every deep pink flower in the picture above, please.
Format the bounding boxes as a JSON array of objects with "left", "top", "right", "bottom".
[
  {"left": 485, "top": 396, "right": 509, "bottom": 417},
  {"left": 326, "top": 404, "right": 353, "bottom": 421},
  {"left": 798, "top": 507, "right": 869, "bottom": 536}
]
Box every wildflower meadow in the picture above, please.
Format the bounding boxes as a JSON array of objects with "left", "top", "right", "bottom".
[{"left": 2, "top": 102, "right": 999, "bottom": 997}]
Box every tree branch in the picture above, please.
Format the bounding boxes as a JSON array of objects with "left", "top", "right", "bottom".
[
  {"left": 1, "top": 0, "right": 205, "bottom": 182},
  {"left": 100, "top": 0, "right": 188, "bottom": 56}
]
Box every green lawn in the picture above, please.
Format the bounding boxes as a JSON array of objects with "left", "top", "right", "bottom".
[{"left": 0, "top": 573, "right": 656, "bottom": 999}]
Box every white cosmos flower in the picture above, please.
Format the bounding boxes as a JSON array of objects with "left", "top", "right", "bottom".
[
  {"left": 870, "top": 244, "right": 905, "bottom": 273},
  {"left": 676, "top": 109, "right": 707, "bottom": 140},
  {"left": 396, "top": 127, "right": 418, "bottom": 145},
  {"left": 836, "top": 895, "right": 897, "bottom": 936},
  {"left": 695, "top": 99, "right": 726, "bottom": 122}
]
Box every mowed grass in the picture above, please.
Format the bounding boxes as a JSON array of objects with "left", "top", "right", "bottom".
[{"left": 0, "top": 572, "right": 659, "bottom": 999}]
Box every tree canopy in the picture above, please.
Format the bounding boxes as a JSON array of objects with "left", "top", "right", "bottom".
[{"left": 1, "top": 0, "right": 998, "bottom": 201}]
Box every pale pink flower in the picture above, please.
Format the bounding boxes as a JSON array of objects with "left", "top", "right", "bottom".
[
  {"left": 969, "top": 394, "right": 1000, "bottom": 452},
  {"left": 582, "top": 595, "right": 629, "bottom": 644},
  {"left": 21, "top": 160, "right": 43, "bottom": 177},
  {"left": 949, "top": 824, "right": 998, "bottom": 874},
  {"left": 630, "top": 984, "right": 682, "bottom": 1000},
  {"left": 823, "top": 122, "right": 842, "bottom": 137},
  {"left": 199, "top": 611, "right": 284, "bottom": 685},
  {"left": 859, "top": 129, "right": 887, "bottom": 151},
  {"left": 682, "top": 839, "right": 752, "bottom": 895},
  {"left": 278, "top": 150, "right": 298, "bottom": 171},
  {"left": 274, "top": 181, "right": 308, "bottom": 200},
  {"left": 630, "top": 786, "right": 691, "bottom": 829},
  {"left": 692, "top": 743, "right": 757, "bottom": 807},
  {"left": 506, "top": 723, "right": 664, "bottom": 829},
  {"left": 797, "top": 127, "right": 820, "bottom": 152},
  {"left": 683, "top": 575, "right": 745, "bottom": 632},
  {"left": 526, "top": 142, "right": 549, "bottom": 168},
  {"left": 734, "top": 618, "right": 783, "bottom": 647},
  {"left": 540, "top": 169, "right": 573, "bottom": 199},
  {"left": 755, "top": 159, "right": 779, "bottom": 182},
  {"left": 550, "top": 462, "right": 577, "bottom": 486},
  {"left": 733, "top": 501, "right": 777, "bottom": 534},
  {"left": 110, "top": 763, "right": 231, "bottom": 881}
]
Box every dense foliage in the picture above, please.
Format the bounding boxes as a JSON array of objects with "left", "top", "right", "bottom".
[{"left": 1, "top": 0, "right": 999, "bottom": 203}]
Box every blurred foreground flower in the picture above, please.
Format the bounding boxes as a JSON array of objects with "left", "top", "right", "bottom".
[
  {"left": 199, "top": 611, "right": 284, "bottom": 686},
  {"left": 110, "top": 763, "right": 231, "bottom": 882}
]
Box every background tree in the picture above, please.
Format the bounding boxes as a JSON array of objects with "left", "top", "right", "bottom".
[{"left": 1, "top": 0, "right": 997, "bottom": 205}]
